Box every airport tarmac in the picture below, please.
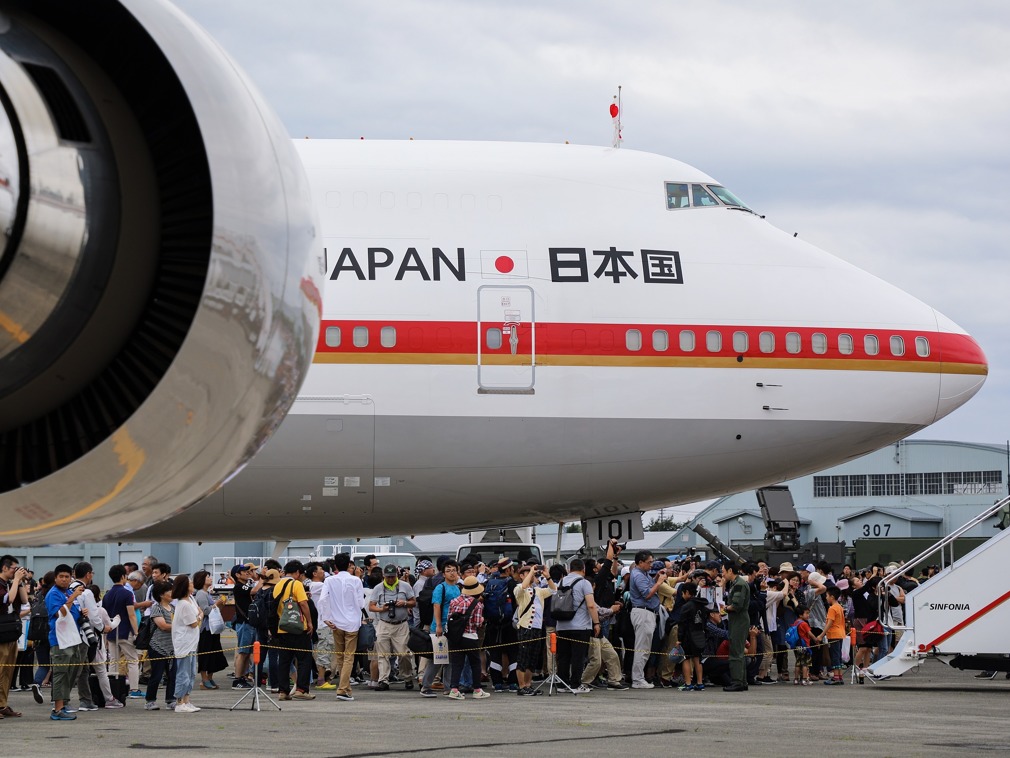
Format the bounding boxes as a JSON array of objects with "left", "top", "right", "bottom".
[{"left": 4, "top": 658, "right": 1007, "bottom": 757}]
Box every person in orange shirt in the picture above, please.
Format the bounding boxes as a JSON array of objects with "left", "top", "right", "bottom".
[{"left": 821, "top": 586, "right": 846, "bottom": 685}]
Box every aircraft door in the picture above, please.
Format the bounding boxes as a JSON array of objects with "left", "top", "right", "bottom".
[{"left": 477, "top": 285, "right": 535, "bottom": 393}]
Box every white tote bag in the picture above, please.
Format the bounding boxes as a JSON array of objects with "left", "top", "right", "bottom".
[
  {"left": 55, "top": 612, "right": 82, "bottom": 649},
  {"left": 207, "top": 605, "right": 226, "bottom": 635}
]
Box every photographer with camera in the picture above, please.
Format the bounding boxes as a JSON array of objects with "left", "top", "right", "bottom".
[
  {"left": 0, "top": 556, "right": 30, "bottom": 718},
  {"left": 368, "top": 564, "right": 416, "bottom": 691},
  {"left": 69, "top": 562, "right": 104, "bottom": 712},
  {"left": 46, "top": 564, "right": 89, "bottom": 721}
]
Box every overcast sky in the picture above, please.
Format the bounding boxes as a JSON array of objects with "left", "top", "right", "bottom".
[{"left": 177, "top": 0, "right": 1010, "bottom": 455}]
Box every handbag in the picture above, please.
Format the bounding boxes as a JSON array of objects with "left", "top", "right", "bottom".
[
  {"left": 356, "top": 619, "right": 376, "bottom": 651},
  {"left": 861, "top": 619, "right": 884, "bottom": 637},
  {"left": 407, "top": 624, "right": 434, "bottom": 657},
  {"left": 278, "top": 579, "right": 306, "bottom": 634},
  {"left": 133, "top": 616, "right": 154, "bottom": 651},
  {"left": 207, "top": 605, "right": 226, "bottom": 635}
]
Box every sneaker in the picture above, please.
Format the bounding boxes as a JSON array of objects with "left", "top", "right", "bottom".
[
  {"left": 573, "top": 684, "right": 592, "bottom": 694},
  {"left": 447, "top": 688, "right": 465, "bottom": 700},
  {"left": 62, "top": 705, "right": 78, "bottom": 713},
  {"left": 472, "top": 688, "right": 491, "bottom": 699},
  {"left": 50, "top": 709, "right": 76, "bottom": 721},
  {"left": 336, "top": 693, "right": 355, "bottom": 702},
  {"left": 144, "top": 701, "right": 160, "bottom": 710},
  {"left": 419, "top": 689, "right": 438, "bottom": 698},
  {"left": 678, "top": 684, "right": 694, "bottom": 692},
  {"left": 78, "top": 702, "right": 99, "bottom": 712},
  {"left": 291, "top": 690, "right": 316, "bottom": 700},
  {"left": 104, "top": 699, "right": 125, "bottom": 709},
  {"left": 166, "top": 701, "right": 177, "bottom": 710},
  {"left": 517, "top": 687, "right": 532, "bottom": 696},
  {"left": 366, "top": 681, "right": 378, "bottom": 689},
  {"left": 375, "top": 682, "right": 390, "bottom": 692},
  {"left": 607, "top": 681, "right": 629, "bottom": 690},
  {"left": 758, "top": 676, "right": 776, "bottom": 684},
  {"left": 631, "top": 680, "right": 655, "bottom": 689},
  {"left": 174, "top": 703, "right": 195, "bottom": 713},
  {"left": 316, "top": 682, "right": 337, "bottom": 690},
  {"left": 493, "top": 684, "right": 505, "bottom": 693},
  {"left": 403, "top": 680, "right": 413, "bottom": 690},
  {"left": 231, "top": 679, "right": 252, "bottom": 690},
  {"left": 128, "top": 690, "right": 145, "bottom": 699},
  {"left": 29, "top": 684, "right": 44, "bottom": 704},
  {"left": 507, "top": 683, "right": 518, "bottom": 692}
]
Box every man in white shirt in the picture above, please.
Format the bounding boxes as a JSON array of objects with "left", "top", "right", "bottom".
[{"left": 317, "top": 553, "right": 363, "bottom": 702}]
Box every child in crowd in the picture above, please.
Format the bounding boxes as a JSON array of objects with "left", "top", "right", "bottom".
[
  {"left": 822, "top": 586, "right": 846, "bottom": 685},
  {"left": 677, "top": 582, "right": 708, "bottom": 691},
  {"left": 791, "top": 606, "right": 813, "bottom": 685}
]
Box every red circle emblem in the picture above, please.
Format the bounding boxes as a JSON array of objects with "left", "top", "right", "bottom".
[{"left": 495, "top": 256, "right": 514, "bottom": 274}]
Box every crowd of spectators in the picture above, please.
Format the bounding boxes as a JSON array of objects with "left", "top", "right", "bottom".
[{"left": 0, "top": 545, "right": 940, "bottom": 718}]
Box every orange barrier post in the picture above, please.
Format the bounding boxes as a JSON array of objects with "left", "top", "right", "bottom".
[
  {"left": 252, "top": 640, "right": 261, "bottom": 667},
  {"left": 549, "top": 632, "right": 557, "bottom": 655}
]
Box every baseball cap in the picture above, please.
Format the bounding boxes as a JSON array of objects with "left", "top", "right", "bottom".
[
  {"left": 650, "top": 560, "right": 666, "bottom": 573},
  {"left": 383, "top": 563, "right": 399, "bottom": 577},
  {"left": 705, "top": 560, "right": 722, "bottom": 570},
  {"left": 230, "top": 564, "right": 248, "bottom": 579},
  {"left": 803, "top": 564, "right": 815, "bottom": 572}
]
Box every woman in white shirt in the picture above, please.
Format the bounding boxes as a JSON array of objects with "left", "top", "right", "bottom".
[{"left": 171, "top": 575, "right": 203, "bottom": 713}]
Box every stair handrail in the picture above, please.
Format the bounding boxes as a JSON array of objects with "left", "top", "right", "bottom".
[{"left": 881, "top": 494, "right": 1010, "bottom": 586}]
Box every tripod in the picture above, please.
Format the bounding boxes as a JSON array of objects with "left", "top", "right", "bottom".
[
  {"left": 230, "top": 641, "right": 281, "bottom": 712},
  {"left": 532, "top": 632, "right": 577, "bottom": 696}
]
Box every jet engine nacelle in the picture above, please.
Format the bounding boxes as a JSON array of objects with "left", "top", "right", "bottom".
[{"left": 0, "top": 0, "right": 321, "bottom": 545}]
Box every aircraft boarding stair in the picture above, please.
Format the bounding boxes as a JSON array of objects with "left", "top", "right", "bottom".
[{"left": 870, "top": 495, "right": 1010, "bottom": 678}]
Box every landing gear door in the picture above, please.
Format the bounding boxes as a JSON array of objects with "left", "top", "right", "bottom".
[{"left": 477, "top": 285, "right": 535, "bottom": 393}]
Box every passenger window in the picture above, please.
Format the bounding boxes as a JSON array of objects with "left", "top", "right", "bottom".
[
  {"left": 838, "top": 334, "right": 854, "bottom": 355},
  {"left": 864, "top": 334, "right": 879, "bottom": 356},
  {"left": 890, "top": 335, "right": 905, "bottom": 356},
  {"left": 352, "top": 326, "right": 369, "bottom": 348},
  {"left": 626, "top": 329, "right": 642, "bottom": 352},
  {"left": 486, "top": 328, "right": 502, "bottom": 350},
  {"left": 915, "top": 336, "right": 930, "bottom": 357},
  {"left": 380, "top": 326, "right": 396, "bottom": 348},
  {"left": 706, "top": 330, "right": 722, "bottom": 352},
  {"left": 785, "top": 332, "right": 801, "bottom": 354},
  {"left": 759, "top": 331, "right": 775, "bottom": 353},
  {"left": 691, "top": 184, "right": 719, "bottom": 206},
  {"left": 665, "top": 182, "right": 690, "bottom": 209},
  {"left": 653, "top": 330, "right": 669, "bottom": 352},
  {"left": 733, "top": 331, "right": 749, "bottom": 353},
  {"left": 325, "top": 326, "right": 341, "bottom": 348},
  {"left": 812, "top": 333, "right": 827, "bottom": 355},
  {"left": 679, "top": 330, "right": 695, "bottom": 352}
]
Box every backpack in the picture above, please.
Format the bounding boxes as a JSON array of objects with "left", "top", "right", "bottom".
[
  {"left": 482, "top": 577, "right": 513, "bottom": 623},
  {"left": 550, "top": 579, "right": 585, "bottom": 622},
  {"left": 247, "top": 582, "right": 284, "bottom": 633},
  {"left": 417, "top": 583, "right": 435, "bottom": 628},
  {"left": 446, "top": 596, "right": 481, "bottom": 646},
  {"left": 28, "top": 591, "right": 50, "bottom": 642},
  {"left": 785, "top": 620, "right": 806, "bottom": 650}
]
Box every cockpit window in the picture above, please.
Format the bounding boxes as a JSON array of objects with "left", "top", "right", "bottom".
[
  {"left": 665, "top": 181, "right": 753, "bottom": 213},
  {"left": 708, "top": 185, "right": 749, "bottom": 210},
  {"left": 691, "top": 184, "right": 719, "bottom": 206},
  {"left": 666, "top": 182, "right": 690, "bottom": 209}
]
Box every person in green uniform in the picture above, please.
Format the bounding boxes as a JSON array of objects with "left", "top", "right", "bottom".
[{"left": 722, "top": 561, "right": 751, "bottom": 692}]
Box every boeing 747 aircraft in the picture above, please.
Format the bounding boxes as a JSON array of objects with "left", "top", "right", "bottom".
[{"left": 0, "top": 1, "right": 987, "bottom": 545}]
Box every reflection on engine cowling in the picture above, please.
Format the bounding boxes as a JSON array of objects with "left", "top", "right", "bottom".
[{"left": 0, "top": 0, "right": 321, "bottom": 546}]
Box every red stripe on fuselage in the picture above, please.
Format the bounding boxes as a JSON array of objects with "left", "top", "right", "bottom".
[{"left": 314, "top": 319, "right": 987, "bottom": 369}]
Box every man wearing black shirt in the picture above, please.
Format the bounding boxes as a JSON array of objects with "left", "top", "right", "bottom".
[{"left": 230, "top": 565, "right": 262, "bottom": 689}]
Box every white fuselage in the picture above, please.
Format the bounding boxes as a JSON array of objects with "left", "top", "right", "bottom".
[{"left": 133, "top": 140, "right": 986, "bottom": 541}]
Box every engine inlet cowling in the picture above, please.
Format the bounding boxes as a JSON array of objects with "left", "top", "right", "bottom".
[{"left": 0, "top": 0, "right": 321, "bottom": 545}]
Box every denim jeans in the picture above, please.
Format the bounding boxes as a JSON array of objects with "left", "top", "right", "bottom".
[
  {"left": 33, "top": 643, "right": 50, "bottom": 685},
  {"left": 175, "top": 655, "right": 197, "bottom": 700}
]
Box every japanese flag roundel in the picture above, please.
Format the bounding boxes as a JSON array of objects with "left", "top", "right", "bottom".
[{"left": 481, "top": 249, "right": 528, "bottom": 279}]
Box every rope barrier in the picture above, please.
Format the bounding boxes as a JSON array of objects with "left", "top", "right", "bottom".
[{"left": 1, "top": 625, "right": 851, "bottom": 665}]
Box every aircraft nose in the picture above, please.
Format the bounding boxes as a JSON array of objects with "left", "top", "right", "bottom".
[{"left": 933, "top": 309, "right": 988, "bottom": 423}]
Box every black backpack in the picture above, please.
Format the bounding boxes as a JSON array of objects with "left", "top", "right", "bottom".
[
  {"left": 446, "top": 596, "right": 481, "bottom": 646},
  {"left": 247, "top": 582, "right": 287, "bottom": 633},
  {"left": 482, "top": 577, "right": 513, "bottom": 623},
  {"left": 551, "top": 579, "right": 585, "bottom": 622},
  {"left": 28, "top": 591, "right": 50, "bottom": 642},
  {"left": 417, "top": 584, "right": 435, "bottom": 628}
]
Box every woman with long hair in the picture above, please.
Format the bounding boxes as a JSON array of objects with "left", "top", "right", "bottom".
[
  {"left": 192, "top": 571, "right": 227, "bottom": 690},
  {"left": 171, "top": 574, "right": 203, "bottom": 713}
]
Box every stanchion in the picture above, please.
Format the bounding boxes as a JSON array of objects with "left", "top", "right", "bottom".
[
  {"left": 532, "top": 632, "right": 576, "bottom": 696},
  {"left": 230, "top": 641, "right": 281, "bottom": 711}
]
